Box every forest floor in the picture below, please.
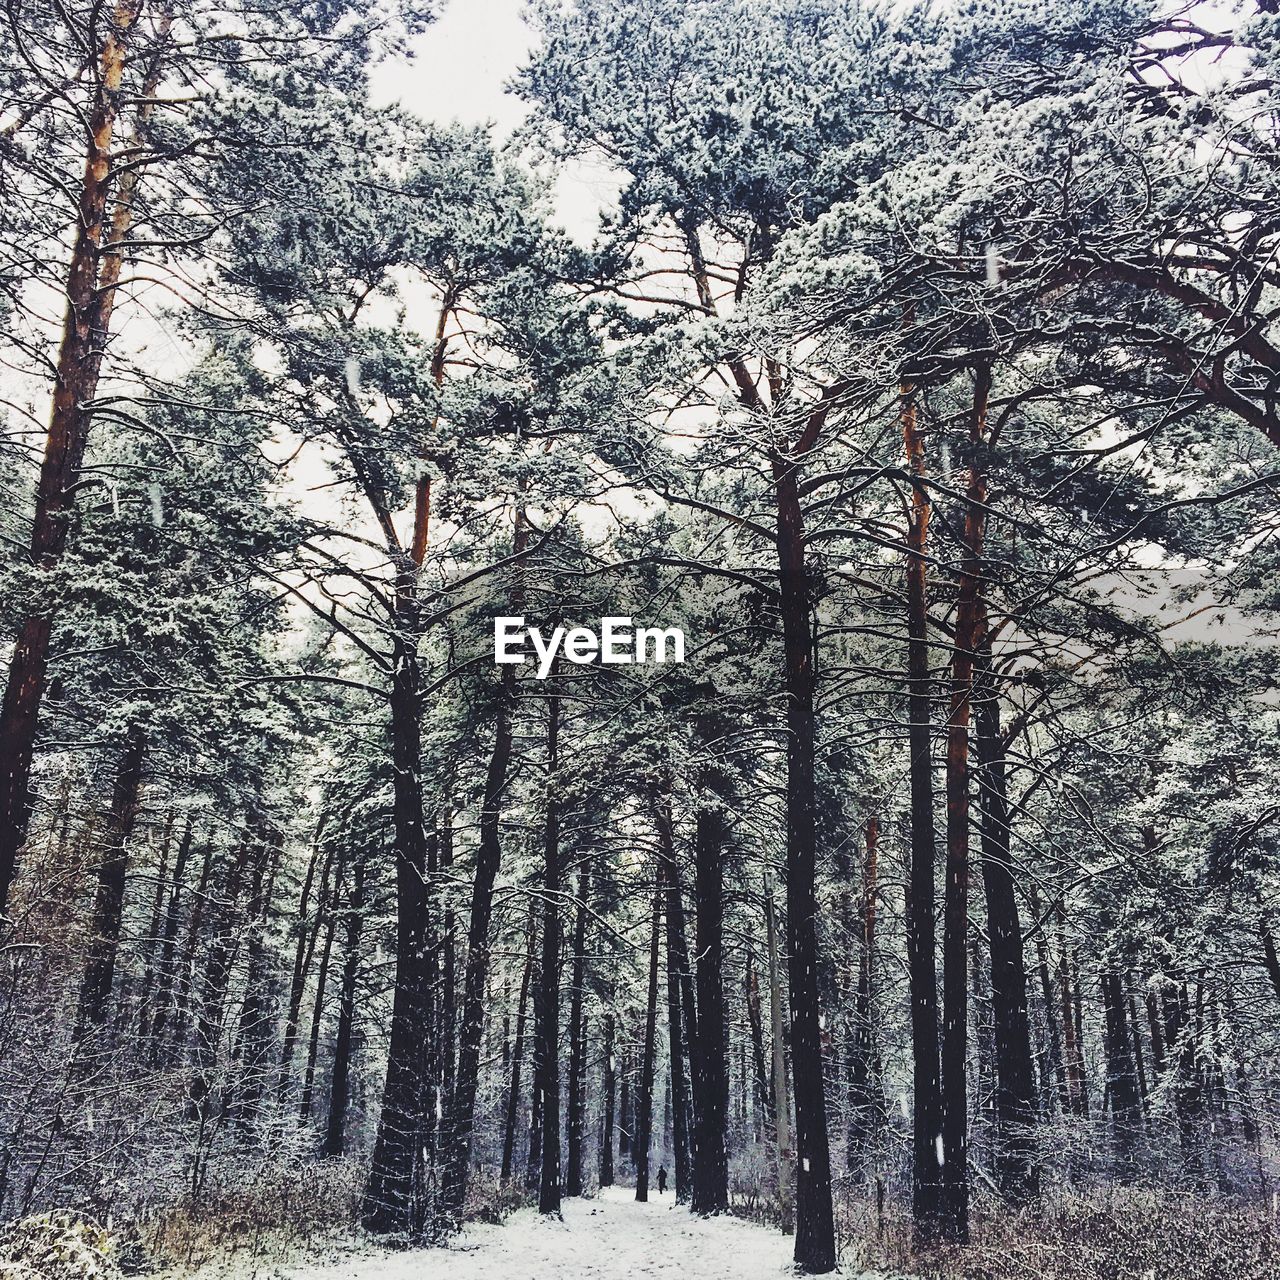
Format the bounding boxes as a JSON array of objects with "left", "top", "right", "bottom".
[{"left": 155, "top": 1186, "right": 903, "bottom": 1280}]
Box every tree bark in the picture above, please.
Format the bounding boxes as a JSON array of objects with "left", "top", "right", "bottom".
[
  {"left": 233, "top": 821, "right": 280, "bottom": 1127},
  {"left": 600, "top": 1011, "right": 616, "bottom": 1187},
  {"left": 764, "top": 874, "right": 794, "bottom": 1236},
  {"left": 974, "top": 641, "right": 1038, "bottom": 1200},
  {"left": 656, "top": 795, "right": 695, "bottom": 1201},
  {"left": 277, "top": 814, "right": 331, "bottom": 1105},
  {"left": 634, "top": 861, "right": 662, "bottom": 1202},
  {"left": 0, "top": 0, "right": 149, "bottom": 919},
  {"left": 938, "top": 364, "right": 992, "bottom": 1244},
  {"left": 74, "top": 727, "right": 146, "bottom": 1039},
  {"left": 565, "top": 864, "right": 590, "bottom": 1197},
  {"left": 773, "top": 452, "right": 836, "bottom": 1273},
  {"left": 443, "top": 684, "right": 516, "bottom": 1218},
  {"left": 691, "top": 807, "right": 729, "bottom": 1214},
  {"left": 847, "top": 817, "right": 881, "bottom": 1170},
  {"left": 501, "top": 917, "right": 535, "bottom": 1185},
  {"left": 902, "top": 384, "right": 944, "bottom": 1243},
  {"left": 146, "top": 814, "right": 196, "bottom": 1060},
  {"left": 1101, "top": 969, "right": 1142, "bottom": 1168},
  {"left": 362, "top": 638, "right": 434, "bottom": 1235},
  {"left": 746, "top": 953, "right": 773, "bottom": 1134},
  {"left": 325, "top": 855, "right": 365, "bottom": 1157},
  {"left": 301, "top": 882, "right": 338, "bottom": 1122},
  {"left": 538, "top": 687, "right": 563, "bottom": 1216}
]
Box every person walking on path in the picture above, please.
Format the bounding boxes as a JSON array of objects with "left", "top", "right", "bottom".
[{"left": 657, "top": 1165, "right": 668, "bottom": 1195}]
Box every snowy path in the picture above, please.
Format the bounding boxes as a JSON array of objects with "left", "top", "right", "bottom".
[{"left": 254, "top": 1188, "right": 814, "bottom": 1280}]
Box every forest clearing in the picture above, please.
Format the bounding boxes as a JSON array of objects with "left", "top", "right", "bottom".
[{"left": 2, "top": 0, "right": 1280, "bottom": 1277}]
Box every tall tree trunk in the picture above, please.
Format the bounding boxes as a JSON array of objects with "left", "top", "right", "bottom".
[
  {"left": 656, "top": 796, "right": 695, "bottom": 1201},
  {"left": 325, "top": 855, "right": 365, "bottom": 1157},
  {"left": 0, "top": 0, "right": 153, "bottom": 918},
  {"left": 938, "top": 364, "right": 992, "bottom": 1244},
  {"left": 167, "top": 838, "right": 214, "bottom": 1068},
  {"left": 902, "top": 384, "right": 944, "bottom": 1243},
  {"left": 277, "top": 815, "right": 331, "bottom": 1105},
  {"left": 137, "top": 807, "right": 177, "bottom": 1040},
  {"left": 188, "top": 838, "right": 252, "bottom": 1121},
  {"left": 538, "top": 688, "right": 563, "bottom": 1216},
  {"left": 663, "top": 856, "right": 692, "bottom": 1202},
  {"left": 1260, "top": 919, "right": 1280, "bottom": 1007},
  {"left": 619, "top": 1058, "right": 632, "bottom": 1162},
  {"left": 1128, "top": 989, "right": 1150, "bottom": 1113},
  {"left": 147, "top": 814, "right": 196, "bottom": 1060},
  {"left": 1101, "top": 969, "right": 1142, "bottom": 1169},
  {"left": 746, "top": 954, "right": 773, "bottom": 1134},
  {"left": 527, "top": 980, "right": 546, "bottom": 1196},
  {"left": 233, "top": 821, "right": 280, "bottom": 1127},
  {"left": 301, "top": 884, "right": 338, "bottom": 1121},
  {"left": 443, "top": 685, "right": 516, "bottom": 1218},
  {"left": 773, "top": 454, "right": 836, "bottom": 1273},
  {"left": 765, "top": 874, "right": 794, "bottom": 1236},
  {"left": 501, "top": 917, "right": 535, "bottom": 1185},
  {"left": 362, "top": 636, "right": 433, "bottom": 1235},
  {"left": 1058, "top": 906, "right": 1088, "bottom": 1115},
  {"left": 691, "top": 807, "right": 729, "bottom": 1214},
  {"left": 634, "top": 862, "right": 662, "bottom": 1202},
  {"left": 565, "top": 864, "right": 590, "bottom": 1197},
  {"left": 75, "top": 727, "right": 146, "bottom": 1039},
  {"left": 600, "top": 1011, "right": 616, "bottom": 1187},
  {"left": 1026, "top": 884, "right": 1068, "bottom": 1114},
  {"left": 974, "top": 640, "right": 1038, "bottom": 1200},
  {"left": 847, "top": 817, "right": 881, "bottom": 1169}
]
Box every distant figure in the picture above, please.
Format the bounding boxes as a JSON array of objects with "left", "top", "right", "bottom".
[{"left": 657, "top": 1164, "right": 668, "bottom": 1195}]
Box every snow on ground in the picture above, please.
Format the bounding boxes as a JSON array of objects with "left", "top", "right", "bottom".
[{"left": 188, "top": 1186, "right": 889, "bottom": 1280}]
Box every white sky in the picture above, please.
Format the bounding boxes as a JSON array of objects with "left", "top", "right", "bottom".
[{"left": 372, "top": 0, "right": 621, "bottom": 243}]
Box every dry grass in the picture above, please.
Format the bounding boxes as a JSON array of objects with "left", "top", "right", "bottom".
[
  {"left": 835, "top": 1187, "right": 1280, "bottom": 1279},
  {"left": 137, "top": 1158, "right": 364, "bottom": 1275}
]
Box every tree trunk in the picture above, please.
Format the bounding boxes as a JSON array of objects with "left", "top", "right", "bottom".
[
  {"left": 444, "top": 684, "right": 516, "bottom": 1218},
  {"left": 277, "top": 815, "right": 331, "bottom": 1105},
  {"left": 325, "top": 856, "right": 365, "bottom": 1157},
  {"left": 1128, "top": 990, "right": 1150, "bottom": 1113},
  {"left": 773, "top": 454, "right": 836, "bottom": 1273},
  {"left": 325, "top": 855, "right": 366, "bottom": 1157},
  {"left": 233, "top": 822, "right": 280, "bottom": 1128},
  {"left": 746, "top": 954, "right": 773, "bottom": 1135},
  {"left": 691, "top": 807, "right": 729, "bottom": 1214},
  {"left": 847, "top": 817, "right": 881, "bottom": 1169},
  {"left": 188, "top": 838, "right": 252, "bottom": 1121},
  {"left": 902, "top": 384, "right": 944, "bottom": 1243},
  {"left": 656, "top": 797, "right": 695, "bottom": 1201},
  {"left": 538, "top": 688, "right": 563, "bottom": 1216},
  {"left": 565, "top": 865, "right": 590, "bottom": 1197},
  {"left": 938, "top": 364, "right": 992, "bottom": 1244},
  {"left": 634, "top": 862, "right": 662, "bottom": 1202},
  {"left": 0, "top": 0, "right": 149, "bottom": 919},
  {"left": 167, "top": 838, "right": 214, "bottom": 1068},
  {"left": 75, "top": 728, "right": 146, "bottom": 1039},
  {"left": 1101, "top": 969, "right": 1142, "bottom": 1168},
  {"left": 301, "top": 886, "right": 338, "bottom": 1122},
  {"left": 362, "top": 638, "right": 434, "bottom": 1235},
  {"left": 1260, "top": 919, "right": 1280, "bottom": 1006},
  {"left": 1058, "top": 906, "right": 1088, "bottom": 1116},
  {"left": 765, "top": 874, "right": 794, "bottom": 1236},
  {"left": 147, "top": 814, "right": 196, "bottom": 1060},
  {"left": 974, "top": 641, "right": 1038, "bottom": 1200},
  {"left": 619, "top": 1061, "right": 632, "bottom": 1162},
  {"left": 501, "top": 918, "right": 535, "bottom": 1185},
  {"left": 600, "top": 1011, "right": 616, "bottom": 1187}
]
